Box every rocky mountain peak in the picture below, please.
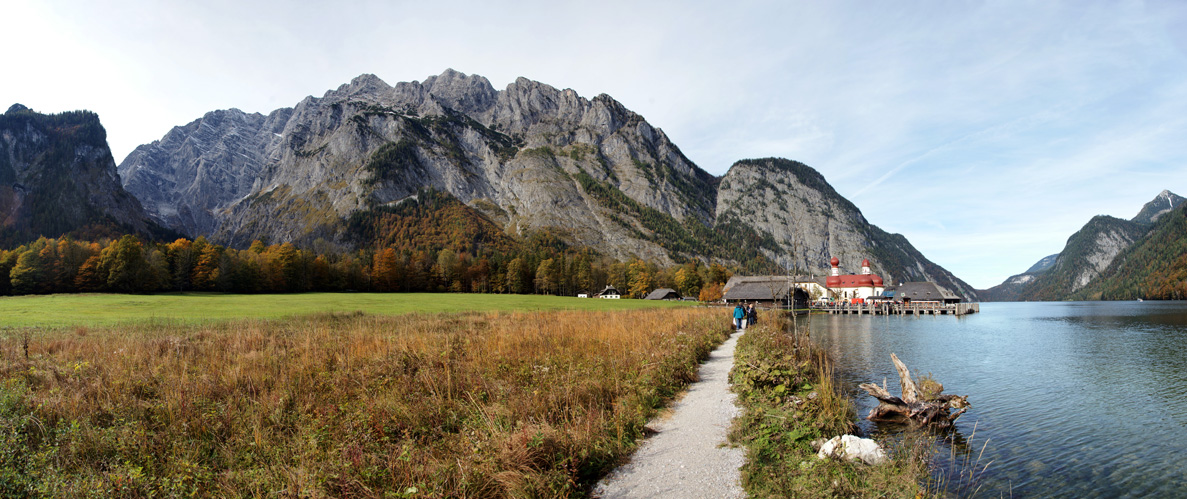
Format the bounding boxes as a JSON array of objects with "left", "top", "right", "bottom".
[
  {"left": 422, "top": 69, "right": 498, "bottom": 115},
  {"left": 1132, "top": 189, "right": 1184, "bottom": 225},
  {"left": 114, "top": 70, "right": 976, "bottom": 297},
  {"left": 323, "top": 73, "right": 393, "bottom": 103},
  {"left": 6, "top": 103, "right": 30, "bottom": 114}
]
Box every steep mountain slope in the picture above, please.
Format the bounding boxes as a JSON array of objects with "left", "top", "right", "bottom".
[
  {"left": 120, "top": 70, "right": 715, "bottom": 264},
  {"left": 119, "top": 70, "right": 974, "bottom": 291},
  {"left": 1016, "top": 215, "right": 1148, "bottom": 300},
  {"left": 717, "top": 158, "right": 978, "bottom": 300},
  {"left": 980, "top": 190, "right": 1182, "bottom": 301},
  {"left": 1131, "top": 189, "right": 1184, "bottom": 225},
  {"left": 1073, "top": 203, "right": 1187, "bottom": 300},
  {"left": 0, "top": 104, "right": 167, "bottom": 246},
  {"left": 119, "top": 107, "right": 293, "bottom": 237}
]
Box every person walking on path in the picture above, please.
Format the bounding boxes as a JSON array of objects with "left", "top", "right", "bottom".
[
  {"left": 747, "top": 303, "right": 757, "bottom": 327},
  {"left": 733, "top": 304, "right": 745, "bottom": 330}
]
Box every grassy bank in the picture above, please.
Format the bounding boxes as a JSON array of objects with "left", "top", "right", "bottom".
[
  {"left": 729, "top": 313, "right": 928, "bottom": 497},
  {"left": 0, "top": 307, "right": 728, "bottom": 497},
  {"left": 0, "top": 292, "right": 694, "bottom": 328}
]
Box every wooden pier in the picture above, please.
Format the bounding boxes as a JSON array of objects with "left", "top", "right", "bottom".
[{"left": 817, "top": 302, "right": 980, "bottom": 316}]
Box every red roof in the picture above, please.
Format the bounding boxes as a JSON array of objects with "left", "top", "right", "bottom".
[{"left": 827, "top": 274, "right": 884, "bottom": 288}]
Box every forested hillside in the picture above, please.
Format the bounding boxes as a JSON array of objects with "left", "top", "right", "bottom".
[
  {"left": 1073, "top": 203, "right": 1187, "bottom": 300},
  {"left": 1017, "top": 215, "right": 1147, "bottom": 301},
  {"left": 0, "top": 189, "right": 734, "bottom": 299}
]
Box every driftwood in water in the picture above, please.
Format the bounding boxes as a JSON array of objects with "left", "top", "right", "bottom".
[{"left": 858, "top": 353, "right": 969, "bottom": 428}]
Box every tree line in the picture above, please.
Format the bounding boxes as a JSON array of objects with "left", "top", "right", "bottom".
[{"left": 0, "top": 234, "right": 734, "bottom": 300}]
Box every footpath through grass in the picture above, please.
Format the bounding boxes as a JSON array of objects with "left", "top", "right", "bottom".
[
  {"left": 729, "top": 313, "right": 930, "bottom": 497},
  {"left": 0, "top": 292, "right": 693, "bottom": 328},
  {"left": 0, "top": 307, "right": 729, "bottom": 497}
]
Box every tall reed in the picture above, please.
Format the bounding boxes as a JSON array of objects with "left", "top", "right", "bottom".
[
  {"left": 729, "top": 313, "right": 929, "bottom": 497},
  {"left": 0, "top": 307, "right": 728, "bottom": 498}
]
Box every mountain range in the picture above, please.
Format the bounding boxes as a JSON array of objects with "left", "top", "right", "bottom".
[
  {"left": 978, "top": 190, "right": 1185, "bottom": 301},
  {"left": 110, "top": 69, "right": 979, "bottom": 299}
]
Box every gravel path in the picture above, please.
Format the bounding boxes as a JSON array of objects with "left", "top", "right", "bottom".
[{"left": 593, "top": 328, "right": 746, "bottom": 499}]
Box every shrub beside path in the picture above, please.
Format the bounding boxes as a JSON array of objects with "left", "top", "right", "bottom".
[{"left": 594, "top": 328, "right": 746, "bottom": 498}]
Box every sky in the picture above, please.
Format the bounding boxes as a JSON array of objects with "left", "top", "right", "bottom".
[{"left": 3, "top": 0, "right": 1185, "bottom": 289}]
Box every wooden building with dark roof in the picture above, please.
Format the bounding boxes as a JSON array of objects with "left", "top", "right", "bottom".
[
  {"left": 722, "top": 276, "right": 809, "bottom": 308},
  {"left": 881, "top": 282, "right": 962, "bottom": 304},
  {"left": 644, "top": 288, "right": 682, "bottom": 301}
]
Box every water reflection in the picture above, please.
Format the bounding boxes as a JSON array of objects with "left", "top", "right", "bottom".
[{"left": 808, "top": 302, "right": 1187, "bottom": 498}]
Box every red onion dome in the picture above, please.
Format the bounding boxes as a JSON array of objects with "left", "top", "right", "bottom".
[
  {"left": 830, "top": 257, "right": 840, "bottom": 267},
  {"left": 861, "top": 258, "right": 870, "bottom": 267}
]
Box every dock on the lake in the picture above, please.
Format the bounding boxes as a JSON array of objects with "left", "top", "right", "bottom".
[{"left": 818, "top": 301, "right": 980, "bottom": 316}]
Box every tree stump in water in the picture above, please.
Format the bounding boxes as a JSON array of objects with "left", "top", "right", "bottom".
[{"left": 858, "top": 353, "right": 969, "bottom": 428}]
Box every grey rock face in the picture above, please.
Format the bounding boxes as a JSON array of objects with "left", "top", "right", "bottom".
[
  {"left": 118, "top": 107, "right": 293, "bottom": 236},
  {"left": 1, "top": 105, "right": 159, "bottom": 243},
  {"left": 717, "top": 158, "right": 978, "bottom": 300},
  {"left": 117, "top": 71, "right": 972, "bottom": 293},
  {"left": 119, "top": 70, "right": 714, "bottom": 262},
  {"left": 1070, "top": 221, "right": 1143, "bottom": 292}
]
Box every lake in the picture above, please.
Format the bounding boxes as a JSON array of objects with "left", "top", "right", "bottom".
[{"left": 807, "top": 301, "right": 1187, "bottom": 498}]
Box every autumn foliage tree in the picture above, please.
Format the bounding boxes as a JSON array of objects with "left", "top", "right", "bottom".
[{"left": 0, "top": 188, "right": 759, "bottom": 298}]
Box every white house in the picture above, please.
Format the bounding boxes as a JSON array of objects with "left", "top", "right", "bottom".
[{"left": 596, "top": 285, "right": 622, "bottom": 299}]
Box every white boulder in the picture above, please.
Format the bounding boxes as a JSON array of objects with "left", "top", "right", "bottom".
[{"left": 815, "top": 435, "right": 888, "bottom": 465}]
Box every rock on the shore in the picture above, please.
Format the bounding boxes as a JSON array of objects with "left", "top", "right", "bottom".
[{"left": 816, "top": 435, "right": 888, "bottom": 465}]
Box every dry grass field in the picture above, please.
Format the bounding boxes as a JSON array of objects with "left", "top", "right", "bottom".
[{"left": 0, "top": 307, "right": 730, "bottom": 498}]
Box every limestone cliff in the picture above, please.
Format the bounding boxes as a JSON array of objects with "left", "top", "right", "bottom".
[
  {"left": 119, "top": 70, "right": 713, "bottom": 263},
  {"left": 717, "top": 158, "right": 978, "bottom": 300},
  {"left": 0, "top": 104, "right": 164, "bottom": 245},
  {"left": 118, "top": 70, "right": 973, "bottom": 293}
]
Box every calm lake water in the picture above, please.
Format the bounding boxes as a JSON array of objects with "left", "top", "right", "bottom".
[{"left": 807, "top": 301, "right": 1187, "bottom": 498}]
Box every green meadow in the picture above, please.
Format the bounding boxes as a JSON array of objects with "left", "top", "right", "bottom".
[{"left": 0, "top": 292, "right": 695, "bottom": 328}]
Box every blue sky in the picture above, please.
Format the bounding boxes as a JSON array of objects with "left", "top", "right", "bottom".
[{"left": 3, "top": 0, "right": 1185, "bottom": 289}]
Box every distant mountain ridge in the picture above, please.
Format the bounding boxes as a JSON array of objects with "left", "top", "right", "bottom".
[
  {"left": 979, "top": 190, "right": 1184, "bottom": 301},
  {"left": 0, "top": 104, "right": 168, "bottom": 246},
  {"left": 115, "top": 70, "right": 975, "bottom": 297},
  {"left": 1025, "top": 254, "right": 1058, "bottom": 274}
]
